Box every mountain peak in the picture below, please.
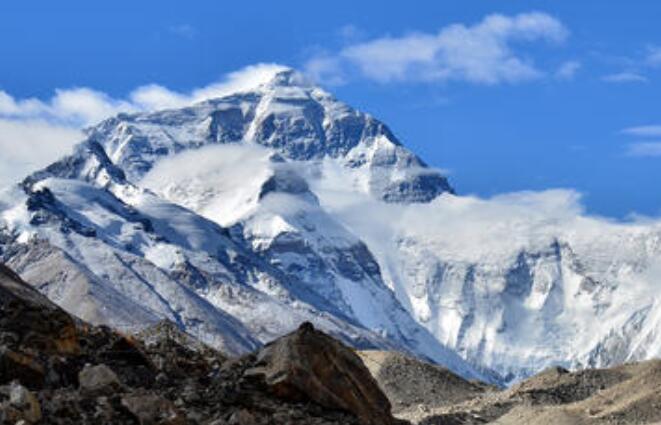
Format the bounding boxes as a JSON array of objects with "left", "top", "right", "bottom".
[
  {"left": 261, "top": 67, "right": 312, "bottom": 89},
  {"left": 28, "top": 68, "right": 452, "bottom": 203}
]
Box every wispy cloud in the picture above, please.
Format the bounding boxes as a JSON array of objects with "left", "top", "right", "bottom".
[
  {"left": 621, "top": 125, "right": 661, "bottom": 137},
  {"left": 601, "top": 72, "right": 648, "bottom": 83},
  {"left": 305, "top": 12, "right": 570, "bottom": 85},
  {"left": 598, "top": 45, "right": 661, "bottom": 84},
  {"left": 0, "top": 63, "right": 289, "bottom": 188},
  {"left": 0, "top": 63, "right": 288, "bottom": 127},
  {"left": 626, "top": 142, "right": 661, "bottom": 157},
  {"left": 645, "top": 45, "right": 661, "bottom": 67},
  {"left": 555, "top": 60, "right": 581, "bottom": 80},
  {"left": 621, "top": 124, "right": 661, "bottom": 158}
]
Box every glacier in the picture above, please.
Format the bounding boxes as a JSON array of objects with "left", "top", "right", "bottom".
[{"left": 2, "top": 67, "right": 661, "bottom": 384}]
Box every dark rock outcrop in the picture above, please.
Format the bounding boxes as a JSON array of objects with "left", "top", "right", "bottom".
[
  {"left": 0, "top": 264, "right": 79, "bottom": 357},
  {"left": 245, "top": 322, "right": 402, "bottom": 425}
]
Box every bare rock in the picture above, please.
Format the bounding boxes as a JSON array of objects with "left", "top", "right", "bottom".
[
  {"left": 121, "top": 392, "right": 186, "bottom": 425},
  {"left": 245, "top": 322, "right": 400, "bottom": 425},
  {"left": 0, "top": 264, "right": 79, "bottom": 357},
  {"left": 1, "top": 381, "right": 42, "bottom": 424},
  {"left": 78, "top": 364, "right": 122, "bottom": 395}
]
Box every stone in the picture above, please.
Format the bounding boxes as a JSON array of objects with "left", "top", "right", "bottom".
[
  {"left": 8, "top": 381, "right": 41, "bottom": 423},
  {"left": 121, "top": 392, "right": 186, "bottom": 425},
  {"left": 78, "top": 364, "right": 122, "bottom": 395},
  {"left": 245, "top": 322, "right": 398, "bottom": 425},
  {"left": 227, "top": 409, "right": 256, "bottom": 425}
]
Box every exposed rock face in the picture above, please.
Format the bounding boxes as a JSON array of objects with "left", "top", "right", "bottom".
[
  {"left": 0, "top": 264, "right": 79, "bottom": 357},
  {"left": 0, "top": 264, "right": 403, "bottom": 424},
  {"left": 78, "top": 364, "right": 123, "bottom": 395},
  {"left": 246, "top": 322, "right": 401, "bottom": 425}
]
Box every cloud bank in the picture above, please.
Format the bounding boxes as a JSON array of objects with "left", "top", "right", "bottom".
[{"left": 305, "top": 12, "right": 569, "bottom": 85}]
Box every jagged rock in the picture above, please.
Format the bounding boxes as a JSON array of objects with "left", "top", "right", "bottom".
[
  {"left": 0, "top": 381, "right": 42, "bottom": 424},
  {"left": 78, "top": 364, "right": 122, "bottom": 395},
  {"left": 245, "top": 322, "right": 400, "bottom": 425},
  {"left": 136, "top": 320, "right": 225, "bottom": 382},
  {"left": 121, "top": 392, "right": 185, "bottom": 425},
  {"left": 226, "top": 409, "right": 256, "bottom": 425}
]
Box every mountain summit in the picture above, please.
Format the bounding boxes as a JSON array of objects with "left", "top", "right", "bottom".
[{"left": 29, "top": 68, "right": 452, "bottom": 203}]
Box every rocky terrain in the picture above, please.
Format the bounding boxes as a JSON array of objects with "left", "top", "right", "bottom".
[
  {"left": 361, "top": 350, "right": 661, "bottom": 425},
  {"left": 0, "top": 263, "right": 404, "bottom": 425}
]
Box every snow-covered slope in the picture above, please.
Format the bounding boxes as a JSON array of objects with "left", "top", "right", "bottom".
[
  {"left": 0, "top": 68, "right": 483, "bottom": 382},
  {"left": 311, "top": 183, "right": 661, "bottom": 382},
  {"left": 2, "top": 67, "right": 661, "bottom": 385}
]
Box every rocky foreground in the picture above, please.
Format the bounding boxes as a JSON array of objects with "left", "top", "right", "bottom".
[
  {"left": 0, "top": 263, "right": 402, "bottom": 425},
  {"left": 2, "top": 261, "right": 661, "bottom": 425},
  {"left": 361, "top": 351, "right": 661, "bottom": 424}
]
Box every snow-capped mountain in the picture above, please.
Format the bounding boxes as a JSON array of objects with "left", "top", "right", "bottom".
[
  {"left": 2, "top": 67, "right": 661, "bottom": 384},
  {"left": 0, "top": 69, "right": 482, "bottom": 382}
]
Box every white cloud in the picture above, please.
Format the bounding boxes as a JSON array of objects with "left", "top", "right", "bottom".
[
  {"left": 0, "top": 119, "right": 83, "bottom": 187},
  {"left": 601, "top": 72, "right": 648, "bottom": 83},
  {"left": 303, "top": 55, "right": 346, "bottom": 86},
  {"left": 621, "top": 125, "right": 661, "bottom": 137},
  {"left": 626, "top": 142, "right": 661, "bottom": 157},
  {"left": 0, "top": 63, "right": 288, "bottom": 127},
  {"left": 0, "top": 63, "right": 289, "bottom": 189},
  {"left": 305, "top": 12, "right": 569, "bottom": 85},
  {"left": 555, "top": 60, "right": 581, "bottom": 80}
]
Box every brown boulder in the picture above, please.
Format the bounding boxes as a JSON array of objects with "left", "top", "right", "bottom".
[
  {"left": 245, "top": 322, "right": 400, "bottom": 425},
  {"left": 78, "top": 364, "right": 123, "bottom": 395}
]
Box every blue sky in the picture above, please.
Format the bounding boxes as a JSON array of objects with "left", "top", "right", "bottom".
[{"left": 2, "top": 1, "right": 661, "bottom": 217}]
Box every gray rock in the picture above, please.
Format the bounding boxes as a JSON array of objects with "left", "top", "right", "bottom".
[
  {"left": 8, "top": 381, "right": 41, "bottom": 423},
  {"left": 121, "top": 393, "right": 185, "bottom": 425},
  {"left": 78, "top": 364, "right": 122, "bottom": 395}
]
